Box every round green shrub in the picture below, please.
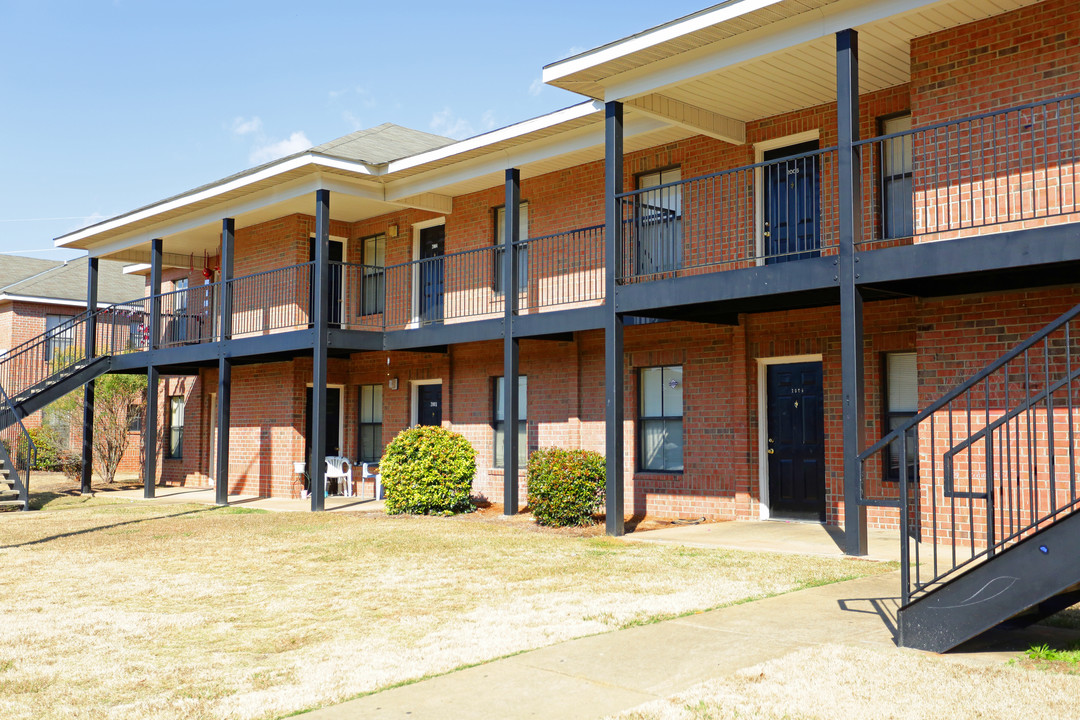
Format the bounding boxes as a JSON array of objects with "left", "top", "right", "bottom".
[
  {"left": 381, "top": 425, "right": 477, "bottom": 515},
  {"left": 526, "top": 448, "right": 606, "bottom": 527}
]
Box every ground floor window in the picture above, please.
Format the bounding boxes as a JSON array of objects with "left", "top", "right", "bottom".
[
  {"left": 42, "top": 405, "right": 73, "bottom": 452},
  {"left": 358, "top": 384, "right": 382, "bottom": 463},
  {"left": 884, "top": 352, "right": 917, "bottom": 481},
  {"left": 639, "top": 365, "right": 683, "bottom": 472},
  {"left": 167, "top": 396, "right": 185, "bottom": 459},
  {"left": 493, "top": 375, "right": 527, "bottom": 468}
]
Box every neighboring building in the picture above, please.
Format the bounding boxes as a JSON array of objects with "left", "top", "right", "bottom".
[
  {"left": 4, "top": 0, "right": 1079, "bottom": 650},
  {"left": 0, "top": 256, "right": 145, "bottom": 474}
]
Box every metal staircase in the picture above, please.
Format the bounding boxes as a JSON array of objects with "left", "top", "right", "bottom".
[
  {"left": 860, "top": 302, "right": 1080, "bottom": 652},
  {"left": 0, "top": 307, "right": 131, "bottom": 509}
]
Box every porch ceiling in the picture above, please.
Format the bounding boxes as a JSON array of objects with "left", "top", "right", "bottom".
[{"left": 546, "top": 0, "right": 1042, "bottom": 124}]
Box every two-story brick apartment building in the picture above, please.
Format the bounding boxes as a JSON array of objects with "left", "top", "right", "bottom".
[{"left": 5, "top": 0, "right": 1076, "bottom": 649}]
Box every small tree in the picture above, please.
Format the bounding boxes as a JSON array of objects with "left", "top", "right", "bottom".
[{"left": 52, "top": 374, "right": 146, "bottom": 484}]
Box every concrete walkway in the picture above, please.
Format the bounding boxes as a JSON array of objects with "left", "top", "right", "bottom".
[
  {"left": 300, "top": 564, "right": 1072, "bottom": 720},
  {"left": 294, "top": 569, "right": 981, "bottom": 720}
]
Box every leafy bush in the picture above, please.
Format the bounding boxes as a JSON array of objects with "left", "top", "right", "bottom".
[
  {"left": 28, "top": 427, "right": 65, "bottom": 471},
  {"left": 381, "top": 426, "right": 477, "bottom": 515},
  {"left": 527, "top": 448, "right": 606, "bottom": 527}
]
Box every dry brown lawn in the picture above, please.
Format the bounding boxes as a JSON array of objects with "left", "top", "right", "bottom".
[
  {"left": 609, "top": 643, "right": 1080, "bottom": 716},
  {"left": 610, "top": 643, "right": 1080, "bottom": 719},
  {"left": 0, "top": 478, "right": 892, "bottom": 720}
]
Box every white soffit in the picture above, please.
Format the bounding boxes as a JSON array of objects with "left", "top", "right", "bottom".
[{"left": 546, "top": 0, "right": 1042, "bottom": 113}]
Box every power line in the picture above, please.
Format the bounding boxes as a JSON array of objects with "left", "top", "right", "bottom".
[{"left": 0, "top": 216, "right": 100, "bottom": 223}]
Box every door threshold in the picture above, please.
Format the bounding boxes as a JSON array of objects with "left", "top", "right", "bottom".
[{"left": 765, "top": 516, "right": 825, "bottom": 525}]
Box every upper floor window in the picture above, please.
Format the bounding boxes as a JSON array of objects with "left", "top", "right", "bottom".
[
  {"left": 880, "top": 113, "right": 913, "bottom": 239},
  {"left": 494, "top": 202, "right": 529, "bottom": 295},
  {"left": 493, "top": 375, "right": 527, "bottom": 468},
  {"left": 174, "top": 277, "right": 188, "bottom": 311},
  {"left": 635, "top": 167, "right": 682, "bottom": 275},
  {"left": 884, "top": 352, "right": 917, "bottom": 481},
  {"left": 44, "top": 314, "right": 75, "bottom": 363},
  {"left": 639, "top": 365, "right": 683, "bottom": 472},
  {"left": 361, "top": 234, "right": 386, "bottom": 316}
]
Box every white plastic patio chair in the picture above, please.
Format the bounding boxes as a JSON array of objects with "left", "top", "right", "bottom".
[
  {"left": 324, "top": 456, "right": 353, "bottom": 497},
  {"left": 362, "top": 462, "right": 382, "bottom": 500}
]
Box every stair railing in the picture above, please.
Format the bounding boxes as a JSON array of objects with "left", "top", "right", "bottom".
[
  {"left": 860, "top": 302, "right": 1080, "bottom": 605},
  {"left": 0, "top": 378, "right": 36, "bottom": 510}
]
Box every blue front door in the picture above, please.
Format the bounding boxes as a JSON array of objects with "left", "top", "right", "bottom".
[
  {"left": 419, "top": 225, "right": 444, "bottom": 324},
  {"left": 763, "top": 140, "right": 820, "bottom": 264},
  {"left": 766, "top": 362, "right": 825, "bottom": 521}
]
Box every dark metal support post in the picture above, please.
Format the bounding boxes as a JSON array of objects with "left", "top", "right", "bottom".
[
  {"left": 604, "top": 101, "right": 625, "bottom": 536},
  {"left": 144, "top": 238, "right": 162, "bottom": 498},
  {"left": 215, "top": 218, "right": 235, "bottom": 506},
  {"left": 837, "top": 29, "right": 867, "bottom": 556},
  {"left": 80, "top": 257, "right": 98, "bottom": 494},
  {"left": 310, "top": 190, "right": 330, "bottom": 511},
  {"left": 503, "top": 168, "right": 521, "bottom": 515}
]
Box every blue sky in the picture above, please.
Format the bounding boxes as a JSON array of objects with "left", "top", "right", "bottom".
[{"left": 0, "top": 1, "right": 708, "bottom": 260}]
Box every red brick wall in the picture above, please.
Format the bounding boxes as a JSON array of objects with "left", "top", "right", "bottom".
[
  {"left": 910, "top": 0, "right": 1079, "bottom": 124},
  {"left": 907, "top": 0, "right": 1080, "bottom": 242}
]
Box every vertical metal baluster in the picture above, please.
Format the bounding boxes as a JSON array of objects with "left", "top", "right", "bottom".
[
  {"left": 1067, "top": 319, "right": 1076, "bottom": 505},
  {"left": 948, "top": 398, "right": 957, "bottom": 570}
]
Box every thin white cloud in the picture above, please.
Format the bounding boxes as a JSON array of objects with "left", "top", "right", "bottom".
[
  {"left": 342, "top": 111, "right": 365, "bottom": 131},
  {"left": 231, "top": 116, "right": 263, "bottom": 136},
  {"left": 430, "top": 108, "right": 498, "bottom": 140},
  {"left": 529, "top": 77, "right": 545, "bottom": 96},
  {"left": 429, "top": 108, "right": 474, "bottom": 139},
  {"left": 249, "top": 132, "right": 311, "bottom": 164}
]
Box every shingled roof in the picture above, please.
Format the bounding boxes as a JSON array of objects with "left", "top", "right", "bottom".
[
  {"left": 0, "top": 257, "right": 144, "bottom": 305},
  {"left": 311, "top": 123, "right": 454, "bottom": 164}
]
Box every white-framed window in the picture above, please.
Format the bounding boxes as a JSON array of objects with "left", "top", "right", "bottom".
[
  {"left": 358, "top": 384, "right": 383, "bottom": 463},
  {"left": 493, "top": 202, "right": 529, "bottom": 295},
  {"left": 167, "top": 396, "right": 185, "bottom": 459},
  {"left": 44, "top": 314, "right": 75, "bottom": 363},
  {"left": 635, "top": 167, "right": 682, "bottom": 275},
  {"left": 881, "top": 113, "right": 913, "bottom": 239},
  {"left": 884, "top": 352, "right": 917, "bottom": 481},
  {"left": 361, "top": 234, "right": 386, "bottom": 316},
  {"left": 493, "top": 375, "right": 527, "bottom": 468},
  {"left": 639, "top": 365, "right": 683, "bottom": 472}
]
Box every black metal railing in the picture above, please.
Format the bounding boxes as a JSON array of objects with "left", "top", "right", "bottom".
[
  {"left": 0, "top": 379, "right": 35, "bottom": 510},
  {"left": 859, "top": 302, "right": 1080, "bottom": 606},
  {"left": 0, "top": 311, "right": 98, "bottom": 406},
  {"left": 329, "top": 262, "right": 392, "bottom": 331},
  {"left": 382, "top": 245, "right": 504, "bottom": 330},
  {"left": 229, "top": 262, "right": 313, "bottom": 337},
  {"left": 517, "top": 224, "right": 605, "bottom": 311},
  {"left": 616, "top": 146, "right": 841, "bottom": 282},
  {"left": 858, "top": 92, "right": 1080, "bottom": 245}
]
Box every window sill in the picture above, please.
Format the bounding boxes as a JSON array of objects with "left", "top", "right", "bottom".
[{"left": 634, "top": 470, "right": 683, "bottom": 482}]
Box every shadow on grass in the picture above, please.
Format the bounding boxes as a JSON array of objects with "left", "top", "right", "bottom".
[{"left": 1, "top": 503, "right": 222, "bottom": 550}]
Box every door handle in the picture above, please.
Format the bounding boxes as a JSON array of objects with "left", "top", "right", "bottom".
[{"left": 768, "top": 449, "right": 775, "bottom": 455}]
